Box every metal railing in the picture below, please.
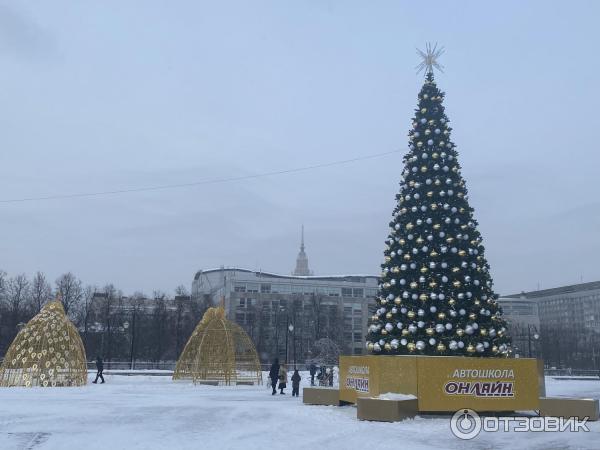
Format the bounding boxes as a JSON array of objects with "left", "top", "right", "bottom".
[
  {"left": 544, "top": 368, "right": 600, "bottom": 377},
  {"left": 86, "top": 361, "right": 176, "bottom": 371}
]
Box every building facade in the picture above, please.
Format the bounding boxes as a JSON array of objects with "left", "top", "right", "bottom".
[
  {"left": 497, "top": 296, "right": 540, "bottom": 358},
  {"left": 504, "top": 281, "right": 600, "bottom": 368},
  {"left": 192, "top": 267, "right": 378, "bottom": 363}
]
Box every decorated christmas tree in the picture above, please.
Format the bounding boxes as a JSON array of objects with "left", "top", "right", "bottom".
[{"left": 366, "top": 44, "right": 510, "bottom": 357}]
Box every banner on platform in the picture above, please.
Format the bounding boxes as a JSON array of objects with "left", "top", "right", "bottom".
[{"left": 339, "top": 355, "right": 542, "bottom": 411}]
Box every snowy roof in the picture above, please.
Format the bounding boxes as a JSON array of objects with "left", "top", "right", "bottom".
[
  {"left": 194, "top": 267, "right": 379, "bottom": 282},
  {"left": 504, "top": 280, "right": 600, "bottom": 299}
]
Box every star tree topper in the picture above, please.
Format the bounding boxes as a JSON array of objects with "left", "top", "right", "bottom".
[{"left": 416, "top": 42, "right": 445, "bottom": 75}]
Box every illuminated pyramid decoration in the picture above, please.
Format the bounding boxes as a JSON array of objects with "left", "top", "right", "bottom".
[
  {"left": 0, "top": 300, "right": 87, "bottom": 387},
  {"left": 173, "top": 306, "right": 262, "bottom": 385}
]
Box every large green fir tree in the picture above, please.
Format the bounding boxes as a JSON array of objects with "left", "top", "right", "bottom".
[{"left": 366, "top": 48, "right": 510, "bottom": 357}]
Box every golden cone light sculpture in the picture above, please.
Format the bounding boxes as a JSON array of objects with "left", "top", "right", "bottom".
[
  {"left": 173, "top": 306, "right": 262, "bottom": 385},
  {"left": 0, "top": 299, "right": 87, "bottom": 387}
]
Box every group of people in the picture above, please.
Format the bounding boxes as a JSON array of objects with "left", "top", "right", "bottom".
[
  {"left": 269, "top": 358, "right": 301, "bottom": 396},
  {"left": 309, "top": 364, "right": 334, "bottom": 387}
]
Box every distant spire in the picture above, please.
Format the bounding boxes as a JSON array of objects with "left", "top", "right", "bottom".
[{"left": 293, "top": 225, "right": 312, "bottom": 276}]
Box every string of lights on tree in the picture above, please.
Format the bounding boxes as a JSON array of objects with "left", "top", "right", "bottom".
[{"left": 365, "top": 43, "right": 511, "bottom": 357}]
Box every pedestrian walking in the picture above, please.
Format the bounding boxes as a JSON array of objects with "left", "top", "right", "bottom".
[
  {"left": 92, "top": 356, "right": 105, "bottom": 384},
  {"left": 278, "top": 364, "right": 288, "bottom": 394},
  {"left": 291, "top": 369, "right": 301, "bottom": 397},
  {"left": 269, "top": 358, "right": 280, "bottom": 395}
]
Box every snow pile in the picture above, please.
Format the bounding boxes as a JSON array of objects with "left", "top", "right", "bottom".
[{"left": 377, "top": 392, "right": 417, "bottom": 401}]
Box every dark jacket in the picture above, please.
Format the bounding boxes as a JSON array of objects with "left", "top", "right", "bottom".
[
  {"left": 291, "top": 371, "right": 301, "bottom": 385},
  {"left": 96, "top": 358, "right": 104, "bottom": 371},
  {"left": 269, "top": 362, "right": 280, "bottom": 381},
  {"left": 309, "top": 364, "right": 317, "bottom": 376}
]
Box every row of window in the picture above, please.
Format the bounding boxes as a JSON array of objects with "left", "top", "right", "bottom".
[
  {"left": 233, "top": 282, "right": 376, "bottom": 298},
  {"left": 237, "top": 297, "right": 364, "bottom": 314}
]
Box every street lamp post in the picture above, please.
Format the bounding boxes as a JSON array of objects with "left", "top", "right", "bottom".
[
  {"left": 123, "top": 313, "right": 136, "bottom": 370},
  {"left": 288, "top": 323, "right": 295, "bottom": 369},
  {"left": 527, "top": 325, "right": 540, "bottom": 358},
  {"left": 284, "top": 315, "right": 296, "bottom": 366}
]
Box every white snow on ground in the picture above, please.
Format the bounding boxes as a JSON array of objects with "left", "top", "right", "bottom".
[{"left": 0, "top": 373, "right": 598, "bottom": 450}]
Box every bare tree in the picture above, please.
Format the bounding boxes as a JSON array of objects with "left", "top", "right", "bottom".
[
  {"left": 127, "top": 292, "right": 146, "bottom": 369},
  {"left": 5, "top": 274, "right": 31, "bottom": 333},
  {"left": 55, "top": 273, "right": 83, "bottom": 317},
  {"left": 31, "top": 271, "right": 52, "bottom": 313},
  {"left": 174, "top": 285, "right": 189, "bottom": 358},
  {"left": 98, "top": 284, "right": 121, "bottom": 363},
  {"left": 76, "top": 285, "right": 95, "bottom": 349},
  {"left": 151, "top": 291, "right": 169, "bottom": 362},
  {"left": 0, "top": 270, "right": 6, "bottom": 298},
  {"left": 310, "top": 337, "right": 341, "bottom": 366}
]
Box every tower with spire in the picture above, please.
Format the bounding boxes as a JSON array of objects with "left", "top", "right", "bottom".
[{"left": 292, "top": 225, "right": 312, "bottom": 276}]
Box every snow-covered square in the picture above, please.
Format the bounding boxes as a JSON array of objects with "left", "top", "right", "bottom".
[{"left": 0, "top": 373, "right": 598, "bottom": 450}]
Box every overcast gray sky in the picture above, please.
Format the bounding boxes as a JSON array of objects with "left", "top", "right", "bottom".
[{"left": 1, "top": 0, "right": 599, "bottom": 296}]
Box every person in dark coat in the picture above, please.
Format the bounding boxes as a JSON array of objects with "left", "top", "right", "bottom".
[
  {"left": 93, "top": 356, "right": 105, "bottom": 384},
  {"left": 291, "top": 369, "right": 301, "bottom": 397},
  {"left": 269, "top": 358, "right": 280, "bottom": 395},
  {"left": 309, "top": 364, "right": 317, "bottom": 386}
]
